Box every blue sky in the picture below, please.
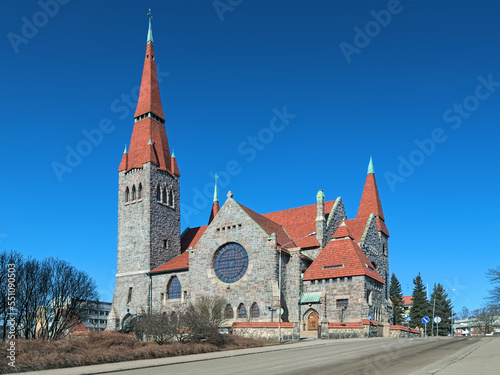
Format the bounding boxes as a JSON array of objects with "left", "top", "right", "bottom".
[{"left": 1, "top": 0, "right": 499, "bottom": 314}]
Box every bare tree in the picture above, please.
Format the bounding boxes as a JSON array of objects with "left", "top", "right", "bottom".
[
  {"left": 486, "top": 267, "right": 500, "bottom": 308},
  {"left": 471, "top": 306, "right": 499, "bottom": 336},
  {"left": 37, "top": 258, "right": 99, "bottom": 339},
  {"left": 133, "top": 296, "right": 228, "bottom": 345},
  {"left": 0, "top": 251, "right": 99, "bottom": 340}
]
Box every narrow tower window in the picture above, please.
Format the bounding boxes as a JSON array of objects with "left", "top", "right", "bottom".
[
  {"left": 162, "top": 187, "right": 167, "bottom": 204},
  {"left": 168, "top": 189, "right": 173, "bottom": 206},
  {"left": 138, "top": 183, "right": 142, "bottom": 199},
  {"left": 127, "top": 287, "right": 133, "bottom": 304},
  {"left": 125, "top": 187, "right": 129, "bottom": 203},
  {"left": 132, "top": 185, "right": 136, "bottom": 201},
  {"left": 156, "top": 185, "right": 161, "bottom": 201}
]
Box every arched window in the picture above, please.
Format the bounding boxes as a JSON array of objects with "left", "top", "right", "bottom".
[
  {"left": 162, "top": 187, "right": 167, "bottom": 204},
  {"left": 168, "top": 189, "right": 173, "bottom": 206},
  {"left": 131, "top": 185, "right": 136, "bottom": 200},
  {"left": 237, "top": 303, "right": 247, "bottom": 319},
  {"left": 224, "top": 304, "right": 234, "bottom": 319},
  {"left": 167, "top": 276, "right": 181, "bottom": 299},
  {"left": 251, "top": 302, "right": 260, "bottom": 318},
  {"left": 156, "top": 185, "right": 161, "bottom": 201},
  {"left": 125, "top": 187, "right": 129, "bottom": 203},
  {"left": 138, "top": 183, "right": 142, "bottom": 199}
]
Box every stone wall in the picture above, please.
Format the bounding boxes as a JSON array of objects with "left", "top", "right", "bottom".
[
  {"left": 360, "top": 215, "right": 389, "bottom": 301},
  {"left": 110, "top": 161, "right": 181, "bottom": 330},
  {"left": 389, "top": 325, "right": 421, "bottom": 338},
  {"left": 302, "top": 275, "right": 371, "bottom": 322},
  {"left": 232, "top": 322, "right": 298, "bottom": 341},
  {"left": 187, "top": 197, "right": 280, "bottom": 323}
]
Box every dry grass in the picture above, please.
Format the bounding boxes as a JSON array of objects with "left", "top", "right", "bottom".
[{"left": 1, "top": 332, "right": 262, "bottom": 373}]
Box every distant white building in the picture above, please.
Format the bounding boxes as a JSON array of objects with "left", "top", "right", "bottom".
[{"left": 82, "top": 301, "right": 112, "bottom": 332}]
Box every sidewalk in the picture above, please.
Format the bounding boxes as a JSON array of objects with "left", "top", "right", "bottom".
[
  {"left": 20, "top": 337, "right": 343, "bottom": 375},
  {"left": 435, "top": 338, "right": 500, "bottom": 375}
]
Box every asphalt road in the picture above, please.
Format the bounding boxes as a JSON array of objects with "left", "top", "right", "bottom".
[{"left": 97, "top": 337, "right": 490, "bottom": 375}]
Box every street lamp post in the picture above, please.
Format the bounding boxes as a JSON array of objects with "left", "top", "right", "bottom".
[{"left": 277, "top": 231, "right": 316, "bottom": 343}]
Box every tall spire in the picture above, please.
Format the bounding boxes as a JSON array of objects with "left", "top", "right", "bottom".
[
  {"left": 208, "top": 174, "right": 220, "bottom": 224},
  {"left": 357, "top": 157, "right": 384, "bottom": 220},
  {"left": 120, "top": 12, "right": 176, "bottom": 174},
  {"left": 357, "top": 157, "right": 389, "bottom": 236},
  {"left": 134, "top": 10, "right": 165, "bottom": 121}
]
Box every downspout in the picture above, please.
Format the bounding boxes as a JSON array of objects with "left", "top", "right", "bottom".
[{"left": 148, "top": 272, "right": 152, "bottom": 315}]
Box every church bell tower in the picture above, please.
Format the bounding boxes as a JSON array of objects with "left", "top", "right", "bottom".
[{"left": 108, "top": 12, "right": 181, "bottom": 330}]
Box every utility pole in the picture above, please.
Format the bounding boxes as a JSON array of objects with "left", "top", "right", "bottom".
[{"left": 431, "top": 297, "right": 436, "bottom": 336}]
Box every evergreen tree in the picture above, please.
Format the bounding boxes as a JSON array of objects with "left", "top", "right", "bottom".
[
  {"left": 409, "top": 273, "right": 430, "bottom": 330},
  {"left": 429, "top": 284, "right": 453, "bottom": 336},
  {"left": 389, "top": 273, "right": 404, "bottom": 325}
]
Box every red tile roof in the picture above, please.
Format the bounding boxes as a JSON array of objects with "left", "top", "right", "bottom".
[
  {"left": 357, "top": 173, "right": 385, "bottom": 221},
  {"left": 238, "top": 203, "right": 293, "bottom": 247},
  {"left": 343, "top": 218, "right": 368, "bottom": 242},
  {"left": 181, "top": 226, "right": 208, "bottom": 251},
  {"left": 262, "top": 200, "right": 336, "bottom": 248},
  {"left": 390, "top": 325, "right": 420, "bottom": 334},
  {"left": 303, "top": 237, "right": 384, "bottom": 283},
  {"left": 402, "top": 296, "right": 413, "bottom": 306},
  {"left": 357, "top": 172, "right": 389, "bottom": 237},
  {"left": 150, "top": 251, "right": 189, "bottom": 274},
  {"left": 119, "top": 39, "right": 176, "bottom": 174},
  {"left": 333, "top": 222, "right": 352, "bottom": 239},
  {"left": 134, "top": 43, "right": 165, "bottom": 120},
  {"left": 361, "top": 319, "right": 378, "bottom": 326},
  {"left": 208, "top": 201, "right": 220, "bottom": 224}
]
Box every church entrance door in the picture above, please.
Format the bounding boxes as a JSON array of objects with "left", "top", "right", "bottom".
[{"left": 308, "top": 311, "right": 319, "bottom": 331}]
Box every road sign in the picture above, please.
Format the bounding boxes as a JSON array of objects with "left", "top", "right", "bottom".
[
  {"left": 434, "top": 317, "right": 442, "bottom": 324},
  {"left": 406, "top": 316, "right": 411, "bottom": 322},
  {"left": 422, "top": 317, "right": 430, "bottom": 324},
  {"left": 367, "top": 315, "right": 372, "bottom": 319}
]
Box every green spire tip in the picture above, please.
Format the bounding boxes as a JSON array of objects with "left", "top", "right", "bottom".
[
  {"left": 213, "top": 174, "right": 219, "bottom": 202},
  {"left": 147, "top": 9, "right": 153, "bottom": 44},
  {"left": 367, "top": 156, "right": 375, "bottom": 175}
]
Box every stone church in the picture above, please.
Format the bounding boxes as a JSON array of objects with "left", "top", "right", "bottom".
[{"left": 108, "top": 18, "right": 391, "bottom": 334}]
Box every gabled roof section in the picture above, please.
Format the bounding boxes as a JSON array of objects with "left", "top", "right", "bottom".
[
  {"left": 343, "top": 218, "right": 368, "bottom": 243},
  {"left": 332, "top": 221, "right": 352, "bottom": 240},
  {"left": 237, "top": 203, "right": 293, "bottom": 247},
  {"left": 180, "top": 226, "right": 207, "bottom": 251},
  {"left": 263, "top": 200, "right": 336, "bottom": 248},
  {"left": 150, "top": 251, "right": 189, "bottom": 274},
  {"left": 303, "top": 237, "right": 384, "bottom": 283}
]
